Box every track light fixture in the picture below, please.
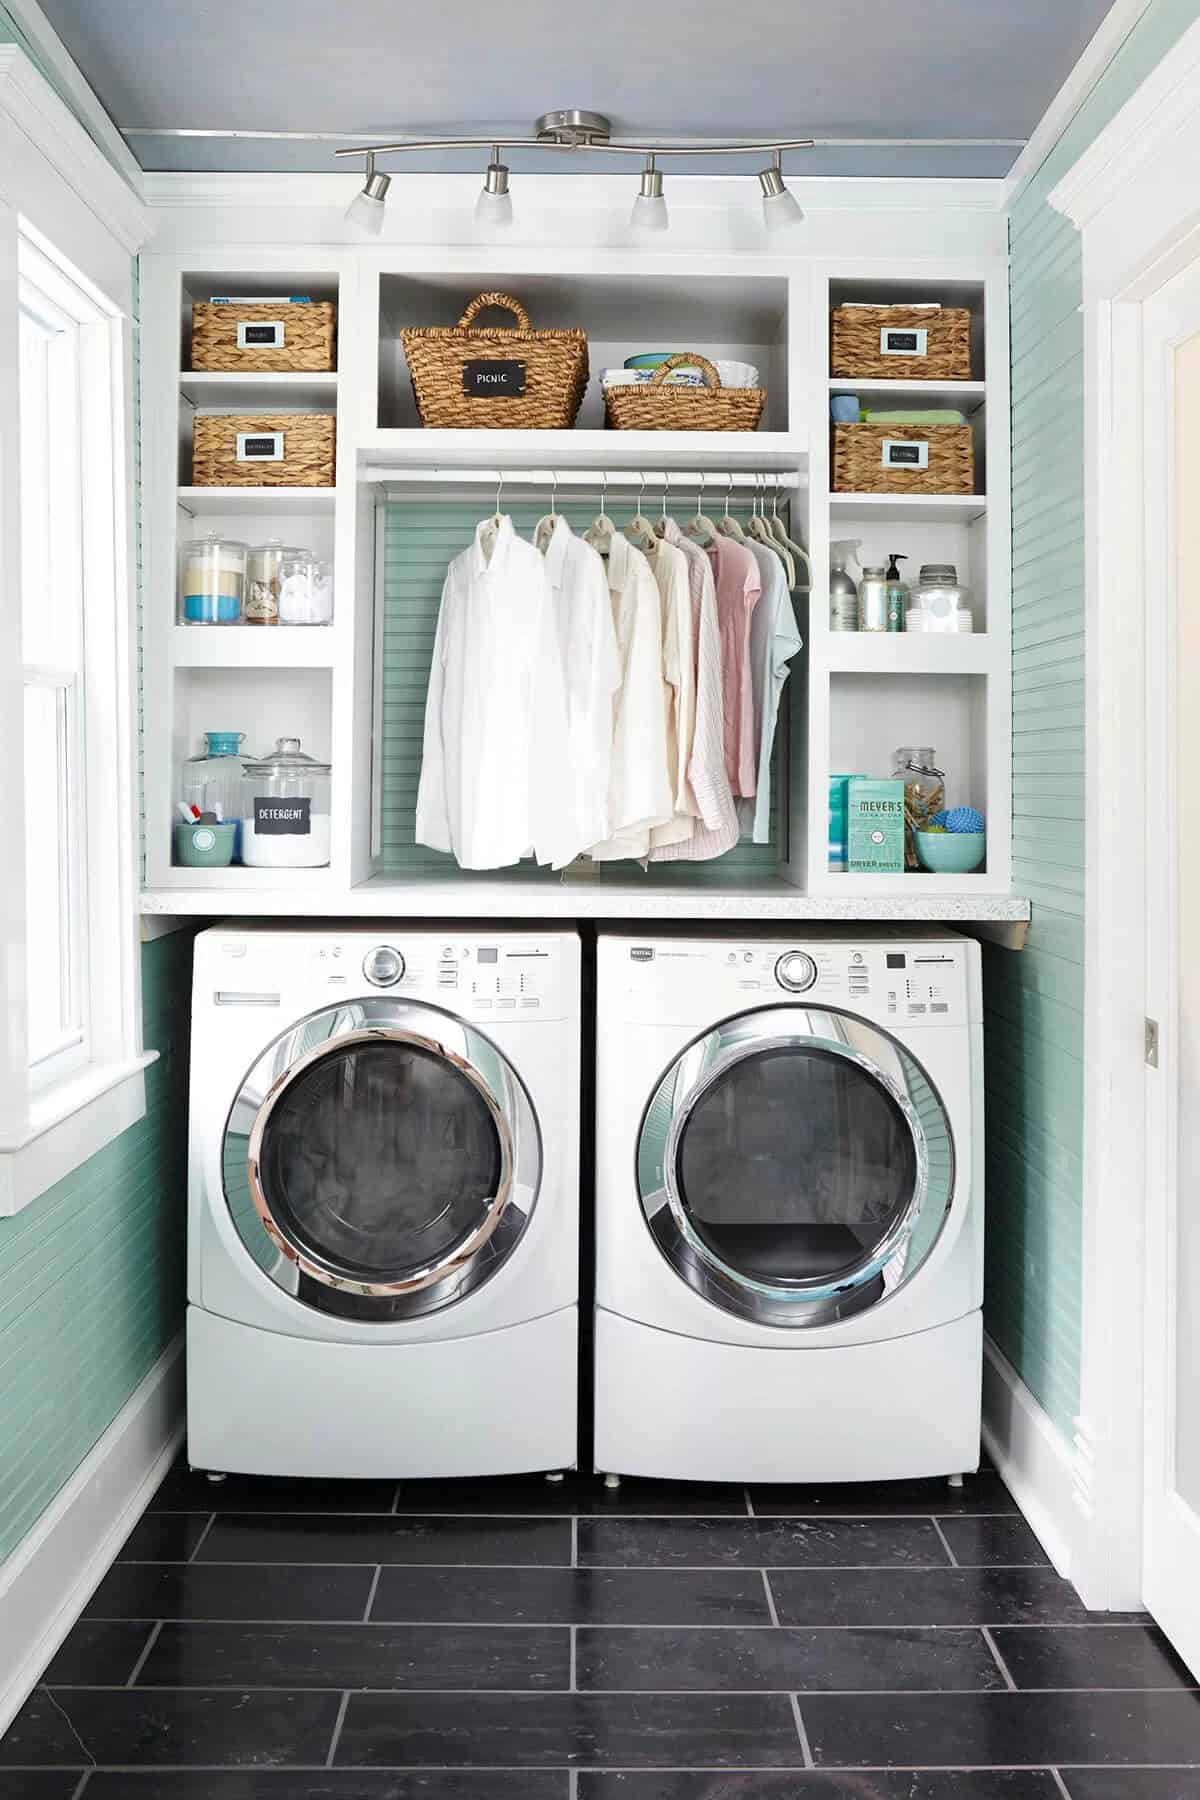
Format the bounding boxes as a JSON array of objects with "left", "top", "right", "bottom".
[
  {"left": 344, "top": 150, "right": 391, "bottom": 235},
  {"left": 630, "top": 155, "right": 668, "bottom": 234},
  {"left": 475, "top": 147, "right": 514, "bottom": 230},
  {"left": 758, "top": 150, "right": 804, "bottom": 235}
]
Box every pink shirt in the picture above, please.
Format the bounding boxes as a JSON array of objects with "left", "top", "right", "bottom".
[{"left": 706, "top": 534, "right": 761, "bottom": 797}]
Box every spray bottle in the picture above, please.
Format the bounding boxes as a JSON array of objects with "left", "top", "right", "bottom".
[
  {"left": 885, "top": 553, "right": 909, "bottom": 633},
  {"left": 829, "top": 540, "right": 861, "bottom": 633}
]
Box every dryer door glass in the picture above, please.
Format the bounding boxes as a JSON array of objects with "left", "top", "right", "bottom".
[
  {"left": 638, "top": 1006, "right": 955, "bottom": 1327},
  {"left": 224, "top": 998, "right": 540, "bottom": 1321}
]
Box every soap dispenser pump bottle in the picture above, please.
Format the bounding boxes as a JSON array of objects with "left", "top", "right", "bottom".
[
  {"left": 885, "top": 553, "right": 908, "bottom": 632},
  {"left": 829, "top": 540, "right": 861, "bottom": 633}
]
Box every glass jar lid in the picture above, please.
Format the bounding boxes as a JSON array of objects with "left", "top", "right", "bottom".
[
  {"left": 181, "top": 533, "right": 249, "bottom": 556},
  {"left": 242, "top": 735, "right": 331, "bottom": 776},
  {"left": 917, "top": 563, "right": 959, "bottom": 583},
  {"left": 199, "top": 730, "right": 245, "bottom": 758}
]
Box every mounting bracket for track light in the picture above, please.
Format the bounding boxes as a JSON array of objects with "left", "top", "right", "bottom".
[{"left": 535, "top": 111, "right": 613, "bottom": 146}]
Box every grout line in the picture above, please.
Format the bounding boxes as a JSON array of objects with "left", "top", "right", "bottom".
[
  {"left": 981, "top": 1624, "right": 1018, "bottom": 1691},
  {"left": 568, "top": 1768, "right": 579, "bottom": 1800},
  {"left": 761, "top": 1570, "right": 781, "bottom": 1627},
  {"left": 789, "top": 1691, "right": 815, "bottom": 1769},
  {"left": 571, "top": 1517, "right": 579, "bottom": 1568},
  {"left": 84, "top": 1616, "right": 1135, "bottom": 1632},
  {"left": 362, "top": 1567, "right": 383, "bottom": 1621},
  {"left": 70, "top": 1772, "right": 92, "bottom": 1800},
  {"left": 125, "top": 1620, "right": 164, "bottom": 1688},
  {"left": 324, "top": 1690, "right": 352, "bottom": 1768},
  {"left": 569, "top": 1624, "right": 577, "bottom": 1692},
  {"left": 187, "top": 1516, "right": 217, "bottom": 1564},
  {"left": 391, "top": 1485, "right": 402, "bottom": 1515},
  {"left": 1051, "top": 1771, "right": 1074, "bottom": 1799},
  {"left": 744, "top": 1488, "right": 755, "bottom": 1517},
  {"left": 147, "top": 1507, "right": 1025, "bottom": 1521},
  {"left": 931, "top": 1519, "right": 960, "bottom": 1567}
]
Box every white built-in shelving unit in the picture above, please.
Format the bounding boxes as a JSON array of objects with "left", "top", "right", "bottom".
[{"left": 137, "top": 235, "right": 1019, "bottom": 922}]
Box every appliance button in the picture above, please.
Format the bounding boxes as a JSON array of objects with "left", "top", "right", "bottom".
[
  {"left": 775, "top": 950, "right": 818, "bottom": 993},
  {"left": 743, "top": 952, "right": 754, "bottom": 964},
  {"left": 362, "top": 945, "right": 405, "bottom": 987}
]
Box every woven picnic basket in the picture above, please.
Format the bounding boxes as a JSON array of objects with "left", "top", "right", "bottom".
[
  {"left": 604, "top": 353, "right": 764, "bottom": 432},
  {"left": 400, "top": 292, "right": 588, "bottom": 429}
]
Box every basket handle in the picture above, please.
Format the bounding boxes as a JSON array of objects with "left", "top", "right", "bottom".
[
  {"left": 649, "top": 352, "right": 722, "bottom": 389},
  {"left": 457, "top": 292, "right": 531, "bottom": 332}
]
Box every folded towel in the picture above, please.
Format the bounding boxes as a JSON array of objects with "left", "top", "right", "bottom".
[{"left": 860, "top": 408, "right": 967, "bottom": 426}]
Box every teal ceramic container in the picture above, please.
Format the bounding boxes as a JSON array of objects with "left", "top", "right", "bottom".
[
  {"left": 914, "top": 829, "right": 986, "bottom": 874},
  {"left": 174, "top": 821, "right": 237, "bottom": 868}
]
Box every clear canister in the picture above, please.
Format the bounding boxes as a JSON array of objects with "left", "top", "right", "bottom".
[
  {"left": 892, "top": 746, "right": 946, "bottom": 870},
  {"left": 179, "top": 534, "right": 247, "bottom": 625},
  {"left": 241, "top": 736, "right": 332, "bottom": 868},
  {"left": 858, "top": 565, "right": 888, "bottom": 633},
  {"left": 906, "top": 562, "right": 972, "bottom": 633},
  {"left": 245, "top": 541, "right": 305, "bottom": 626},
  {"left": 278, "top": 553, "right": 335, "bottom": 626},
  {"left": 180, "top": 730, "right": 246, "bottom": 827}
]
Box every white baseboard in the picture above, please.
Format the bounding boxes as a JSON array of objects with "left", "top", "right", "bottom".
[
  {"left": 0, "top": 1333, "right": 185, "bottom": 1736},
  {"left": 981, "top": 1332, "right": 1080, "bottom": 1582}
]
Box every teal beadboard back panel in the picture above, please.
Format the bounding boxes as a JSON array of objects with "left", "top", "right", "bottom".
[
  {"left": 987, "top": 0, "right": 1198, "bottom": 1438},
  {"left": 0, "top": 930, "right": 192, "bottom": 1562},
  {"left": 379, "top": 500, "right": 788, "bottom": 879}
]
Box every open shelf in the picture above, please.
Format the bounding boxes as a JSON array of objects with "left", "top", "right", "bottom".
[
  {"left": 828, "top": 378, "right": 986, "bottom": 409},
  {"left": 180, "top": 370, "right": 338, "bottom": 410},
  {"left": 171, "top": 625, "right": 337, "bottom": 669},
  {"left": 819, "top": 634, "right": 994, "bottom": 675},
  {"left": 177, "top": 485, "right": 337, "bottom": 517},
  {"left": 362, "top": 429, "right": 806, "bottom": 473},
  {"left": 830, "top": 493, "right": 987, "bottom": 524}
]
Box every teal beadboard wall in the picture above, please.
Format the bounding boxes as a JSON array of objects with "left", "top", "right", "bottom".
[
  {"left": 0, "top": 930, "right": 192, "bottom": 1561},
  {"left": 986, "top": 0, "right": 1198, "bottom": 1437},
  {"left": 379, "top": 499, "right": 788, "bottom": 879}
]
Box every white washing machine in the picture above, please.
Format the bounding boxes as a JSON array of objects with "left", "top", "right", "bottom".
[
  {"left": 187, "top": 924, "right": 580, "bottom": 1480},
  {"left": 594, "top": 927, "right": 983, "bottom": 1485}
]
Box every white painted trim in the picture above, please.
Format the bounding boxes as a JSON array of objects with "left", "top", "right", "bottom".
[
  {"left": 981, "top": 1335, "right": 1081, "bottom": 1582},
  {"left": 0, "top": 1334, "right": 184, "bottom": 1737},
  {"left": 1048, "top": 16, "right": 1200, "bottom": 229},
  {"left": 1042, "top": 17, "right": 1200, "bottom": 1616},
  {"left": 0, "top": 0, "right": 144, "bottom": 189},
  {"left": 0, "top": 45, "right": 149, "bottom": 253},
  {"left": 0, "top": 1051, "right": 157, "bottom": 1217},
  {"left": 1002, "top": 0, "right": 1151, "bottom": 207}
]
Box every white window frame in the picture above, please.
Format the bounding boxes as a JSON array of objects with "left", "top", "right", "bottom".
[{"left": 0, "top": 47, "right": 154, "bottom": 1216}]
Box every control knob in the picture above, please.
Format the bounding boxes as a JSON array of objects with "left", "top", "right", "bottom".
[
  {"left": 775, "top": 950, "right": 818, "bottom": 993},
  {"left": 362, "top": 944, "right": 405, "bottom": 988}
]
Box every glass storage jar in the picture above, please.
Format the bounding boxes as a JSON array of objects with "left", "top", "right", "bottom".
[
  {"left": 906, "top": 563, "right": 973, "bottom": 633},
  {"left": 240, "top": 736, "right": 332, "bottom": 868},
  {"left": 245, "top": 540, "right": 305, "bottom": 626},
  {"left": 179, "top": 534, "right": 247, "bottom": 625},
  {"left": 892, "top": 746, "right": 945, "bottom": 871},
  {"left": 180, "top": 730, "right": 245, "bottom": 833},
  {"left": 278, "top": 553, "right": 334, "bottom": 626}
]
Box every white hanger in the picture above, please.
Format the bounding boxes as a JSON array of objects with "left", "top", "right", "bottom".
[
  {"left": 653, "top": 470, "right": 673, "bottom": 539},
  {"left": 685, "top": 472, "right": 719, "bottom": 547},
  {"left": 747, "top": 475, "right": 795, "bottom": 586},
  {"left": 534, "top": 470, "right": 563, "bottom": 553},
  {"left": 480, "top": 470, "right": 506, "bottom": 560},
  {"left": 625, "top": 470, "right": 658, "bottom": 551},
  {"left": 766, "top": 478, "right": 811, "bottom": 589},
  {"left": 717, "top": 473, "right": 747, "bottom": 542},
  {"left": 584, "top": 470, "right": 616, "bottom": 556}
]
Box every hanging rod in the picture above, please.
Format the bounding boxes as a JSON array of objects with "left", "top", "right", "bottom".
[{"left": 363, "top": 467, "right": 804, "bottom": 489}]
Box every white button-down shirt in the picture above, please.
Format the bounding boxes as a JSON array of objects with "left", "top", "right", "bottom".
[
  {"left": 642, "top": 534, "right": 698, "bottom": 852},
  {"left": 740, "top": 539, "right": 803, "bottom": 844},
  {"left": 588, "top": 530, "right": 674, "bottom": 862},
  {"left": 415, "top": 517, "right": 573, "bottom": 870},
  {"left": 537, "top": 515, "right": 620, "bottom": 864}
]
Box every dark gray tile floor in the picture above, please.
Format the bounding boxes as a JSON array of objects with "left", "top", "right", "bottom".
[{"left": 2, "top": 1451, "right": 1198, "bottom": 1797}]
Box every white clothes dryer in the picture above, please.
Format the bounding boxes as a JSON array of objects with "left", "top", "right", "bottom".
[
  {"left": 187, "top": 924, "right": 580, "bottom": 1480},
  {"left": 594, "top": 927, "right": 983, "bottom": 1486}
]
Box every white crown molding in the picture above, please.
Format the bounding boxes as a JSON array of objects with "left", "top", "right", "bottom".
[
  {"left": 0, "top": 43, "right": 149, "bottom": 253},
  {"left": 1048, "top": 13, "right": 1200, "bottom": 228},
  {"left": 1, "top": 0, "right": 144, "bottom": 187},
  {"left": 1003, "top": 0, "right": 1152, "bottom": 209}
]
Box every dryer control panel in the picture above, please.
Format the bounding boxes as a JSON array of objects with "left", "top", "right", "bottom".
[{"left": 610, "top": 934, "right": 975, "bottom": 1028}]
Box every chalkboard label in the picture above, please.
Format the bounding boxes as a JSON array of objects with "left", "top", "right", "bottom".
[
  {"left": 880, "top": 326, "right": 928, "bottom": 357},
  {"left": 463, "top": 359, "right": 526, "bottom": 397},
  {"left": 882, "top": 438, "right": 930, "bottom": 470},
  {"left": 237, "top": 431, "right": 285, "bottom": 462},
  {"left": 253, "top": 797, "right": 311, "bottom": 835},
  {"left": 237, "top": 319, "right": 285, "bottom": 349}
]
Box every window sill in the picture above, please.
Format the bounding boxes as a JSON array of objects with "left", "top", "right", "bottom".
[{"left": 0, "top": 1050, "right": 159, "bottom": 1218}]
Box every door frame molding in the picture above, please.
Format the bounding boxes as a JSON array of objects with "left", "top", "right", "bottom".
[{"left": 1048, "top": 14, "right": 1200, "bottom": 1609}]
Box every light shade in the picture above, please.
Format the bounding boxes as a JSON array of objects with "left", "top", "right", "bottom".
[
  {"left": 476, "top": 161, "right": 514, "bottom": 229},
  {"left": 345, "top": 158, "right": 390, "bottom": 235},
  {"left": 630, "top": 163, "right": 668, "bottom": 233},
  {"left": 758, "top": 163, "right": 803, "bottom": 236}
]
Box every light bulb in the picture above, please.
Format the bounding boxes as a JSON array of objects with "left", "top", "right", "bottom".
[
  {"left": 630, "top": 162, "right": 668, "bottom": 234},
  {"left": 345, "top": 155, "right": 390, "bottom": 236},
  {"left": 758, "top": 161, "right": 803, "bottom": 236},
  {"left": 475, "top": 158, "right": 513, "bottom": 230}
]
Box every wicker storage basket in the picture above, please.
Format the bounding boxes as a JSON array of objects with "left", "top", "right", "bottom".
[
  {"left": 191, "top": 302, "right": 336, "bottom": 373},
  {"left": 604, "top": 353, "right": 765, "bottom": 433},
  {"left": 831, "top": 305, "right": 972, "bottom": 381},
  {"left": 832, "top": 420, "right": 975, "bottom": 495},
  {"left": 192, "top": 414, "right": 336, "bottom": 487},
  {"left": 400, "top": 293, "right": 588, "bottom": 429}
]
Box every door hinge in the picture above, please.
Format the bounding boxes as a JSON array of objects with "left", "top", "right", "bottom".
[{"left": 1146, "top": 1017, "right": 1160, "bottom": 1068}]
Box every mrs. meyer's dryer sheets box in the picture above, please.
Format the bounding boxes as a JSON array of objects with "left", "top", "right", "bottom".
[{"left": 847, "top": 778, "right": 906, "bottom": 873}]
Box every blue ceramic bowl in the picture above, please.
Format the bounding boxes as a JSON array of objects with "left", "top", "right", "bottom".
[{"left": 914, "top": 830, "right": 986, "bottom": 874}]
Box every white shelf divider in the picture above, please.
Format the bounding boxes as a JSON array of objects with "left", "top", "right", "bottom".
[
  {"left": 171, "top": 624, "right": 338, "bottom": 669},
  {"left": 829, "top": 492, "right": 988, "bottom": 524},
  {"left": 176, "top": 485, "right": 338, "bottom": 517},
  {"left": 180, "top": 370, "right": 339, "bottom": 410}
]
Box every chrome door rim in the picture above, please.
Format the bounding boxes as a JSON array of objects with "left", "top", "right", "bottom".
[
  {"left": 223, "top": 997, "right": 537, "bottom": 1305},
  {"left": 638, "top": 1005, "right": 948, "bottom": 1320}
]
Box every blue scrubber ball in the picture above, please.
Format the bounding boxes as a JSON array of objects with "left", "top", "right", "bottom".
[{"left": 933, "top": 806, "right": 985, "bottom": 834}]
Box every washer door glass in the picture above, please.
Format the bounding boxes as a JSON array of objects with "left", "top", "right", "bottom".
[
  {"left": 224, "top": 998, "right": 540, "bottom": 1321},
  {"left": 638, "top": 1006, "right": 955, "bottom": 1326}
]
